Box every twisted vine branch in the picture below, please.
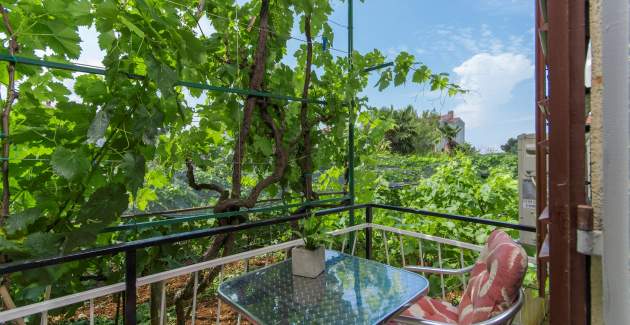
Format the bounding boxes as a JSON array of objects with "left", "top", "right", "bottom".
[
  {"left": 297, "top": 14, "right": 316, "bottom": 201},
  {"left": 0, "top": 4, "right": 18, "bottom": 225},
  {"left": 174, "top": 1, "right": 277, "bottom": 323},
  {"left": 230, "top": 0, "right": 271, "bottom": 200},
  {"left": 0, "top": 6, "right": 26, "bottom": 325},
  {"left": 185, "top": 159, "right": 229, "bottom": 200}
]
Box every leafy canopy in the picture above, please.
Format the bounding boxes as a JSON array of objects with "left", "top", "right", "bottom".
[{"left": 0, "top": 0, "right": 464, "bottom": 310}]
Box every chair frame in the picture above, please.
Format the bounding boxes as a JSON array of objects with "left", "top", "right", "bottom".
[{"left": 392, "top": 265, "right": 525, "bottom": 325}]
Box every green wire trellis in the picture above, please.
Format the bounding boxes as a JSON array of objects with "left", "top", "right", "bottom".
[
  {"left": 0, "top": 54, "right": 326, "bottom": 105},
  {"left": 103, "top": 196, "right": 349, "bottom": 233}
]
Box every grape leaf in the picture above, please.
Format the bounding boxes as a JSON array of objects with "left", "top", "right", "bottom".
[
  {"left": 253, "top": 135, "right": 273, "bottom": 156},
  {"left": 75, "top": 74, "right": 108, "bottom": 104},
  {"left": 98, "top": 29, "right": 117, "bottom": 49},
  {"left": 0, "top": 237, "right": 26, "bottom": 254},
  {"left": 118, "top": 15, "right": 145, "bottom": 38},
  {"left": 64, "top": 183, "right": 129, "bottom": 251},
  {"left": 5, "top": 208, "right": 43, "bottom": 235},
  {"left": 43, "top": 20, "right": 82, "bottom": 59},
  {"left": 394, "top": 52, "right": 414, "bottom": 86},
  {"left": 68, "top": 0, "right": 93, "bottom": 26},
  {"left": 412, "top": 65, "right": 431, "bottom": 84},
  {"left": 51, "top": 147, "right": 90, "bottom": 181},
  {"left": 77, "top": 183, "right": 129, "bottom": 223},
  {"left": 146, "top": 56, "right": 177, "bottom": 96},
  {"left": 25, "top": 233, "right": 63, "bottom": 257},
  {"left": 120, "top": 152, "right": 146, "bottom": 195},
  {"left": 136, "top": 187, "right": 157, "bottom": 210},
  {"left": 375, "top": 69, "right": 392, "bottom": 91}
]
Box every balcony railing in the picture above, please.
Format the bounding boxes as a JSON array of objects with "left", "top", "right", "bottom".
[{"left": 0, "top": 204, "right": 539, "bottom": 324}]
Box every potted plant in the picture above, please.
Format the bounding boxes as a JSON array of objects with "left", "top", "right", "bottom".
[{"left": 291, "top": 217, "right": 330, "bottom": 278}]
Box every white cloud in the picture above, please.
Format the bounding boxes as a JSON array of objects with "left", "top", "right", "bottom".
[
  {"left": 452, "top": 52, "right": 533, "bottom": 128},
  {"left": 425, "top": 24, "right": 529, "bottom": 57}
]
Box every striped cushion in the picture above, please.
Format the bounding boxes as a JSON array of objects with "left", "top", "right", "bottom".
[
  {"left": 397, "top": 296, "right": 458, "bottom": 324},
  {"left": 394, "top": 230, "right": 527, "bottom": 325},
  {"left": 457, "top": 230, "right": 528, "bottom": 324}
]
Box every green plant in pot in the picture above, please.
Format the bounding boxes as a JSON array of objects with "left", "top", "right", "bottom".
[{"left": 291, "top": 216, "right": 331, "bottom": 278}]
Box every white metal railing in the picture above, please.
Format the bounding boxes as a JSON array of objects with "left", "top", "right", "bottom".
[
  {"left": 0, "top": 238, "right": 304, "bottom": 323},
  {"left": 0, "top": 223, "right": 537, "bottom": 324},
  {"left": 333, "top": 224, "right": 539, "bottom": 325}
]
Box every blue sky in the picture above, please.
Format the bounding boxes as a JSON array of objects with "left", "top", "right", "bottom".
[
  {"left": 76, "top": 0, "right": 535, "bottom": 152},
  {"left": 328, "top": 0, "right": 536, "bottom": 151}
]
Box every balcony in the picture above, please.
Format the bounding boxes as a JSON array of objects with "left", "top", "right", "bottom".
[{"left": 0, "top": 204, "right": 544, "bottom": 325}]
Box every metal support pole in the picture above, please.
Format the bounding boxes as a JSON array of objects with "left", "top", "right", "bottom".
[
  {"left": 534, "top": 0, "right": 549, "bottom": 296},
  {"left": 366, "top": 206, "right": 373, "bottom": 259},
  {"left": 347, "top": 0, "right": 355, "bottom": 233},
  {"left": 547, "top": 0, "right": 588, "bottom": 322},
  {"left": 124, "top": 250, "right": 137, "bottom": 325}
]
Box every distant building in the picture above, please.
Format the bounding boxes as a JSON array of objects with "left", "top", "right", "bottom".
[{"left": 435, "top": 110, "right": 465, "bottom": 151}]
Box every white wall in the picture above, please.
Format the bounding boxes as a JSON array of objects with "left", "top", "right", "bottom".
[{"left": 601, "top": 0, "right": 630, "bottom": 323}]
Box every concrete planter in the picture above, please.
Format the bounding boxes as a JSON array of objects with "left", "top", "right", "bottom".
[{"left": 291, "top": 246, "right": 325, "bottom": 278}]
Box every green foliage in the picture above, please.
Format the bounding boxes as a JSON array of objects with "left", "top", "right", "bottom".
[
  {"left": 373, "top": 51, "right": 465, "bottom": 96},
  {"left": 5, "top": 208, "right": 42, "bottom": 236},
  {"left": 402, "top": 153, "right": 518, "bottom": 220},
  {"left": 475, "top": 153, "right": 518, "bottom": 178},
  {"left": 64, "top": 183, "right": 129, "bottom": 252},
  {"left": 455, "top": 142, "right": 479, "bottom": 155},
  {"left": 378, "top": 106, "right": 440, "bottom": 155},
  {"left": 51, "top": 147, "right": 90, "bottom": 181},
  {"left": 293, "top": 216, "right": 332, "bottom": 250},
  {"left": 351, "top": 152, "right": 518, "bottom": 249},
  {"left": 353, "top": 153, "right": 522, "bottom": 296},
  {"left": 437, "top": 122, "right": 462, "bottom": 154},
  {"left": 501, "top": 137, "right": 518, "bottom": 154}
]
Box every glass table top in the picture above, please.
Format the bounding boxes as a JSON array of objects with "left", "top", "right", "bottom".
[{"left": 218, "top": 250, "right": 429, "bottom": 325}]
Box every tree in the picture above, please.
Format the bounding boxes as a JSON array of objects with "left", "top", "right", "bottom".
[
  {"left": 501, "top": 137, "right": 518, "bottom": 154},
  {"left": 437, "top": 123, "right": 462, "bottom": 154},
  {"left": 380, "top": 105, "right": 440, "bottom": 155},
  {"left": 456, "top": 142, "right": 479, "bottom": 155}
]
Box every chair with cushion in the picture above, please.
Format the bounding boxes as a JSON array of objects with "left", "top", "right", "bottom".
[{"left": 392, "top": 229, "right": 528, "bottom": 325}]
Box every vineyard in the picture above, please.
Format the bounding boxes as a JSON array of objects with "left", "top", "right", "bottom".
[{"left": 0, "top": 1, "right": 528, "bottom": 324}]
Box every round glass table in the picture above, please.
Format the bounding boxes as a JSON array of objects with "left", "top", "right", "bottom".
[{"left": 218, "top": 250, "right": 429, "bottom": 325}]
